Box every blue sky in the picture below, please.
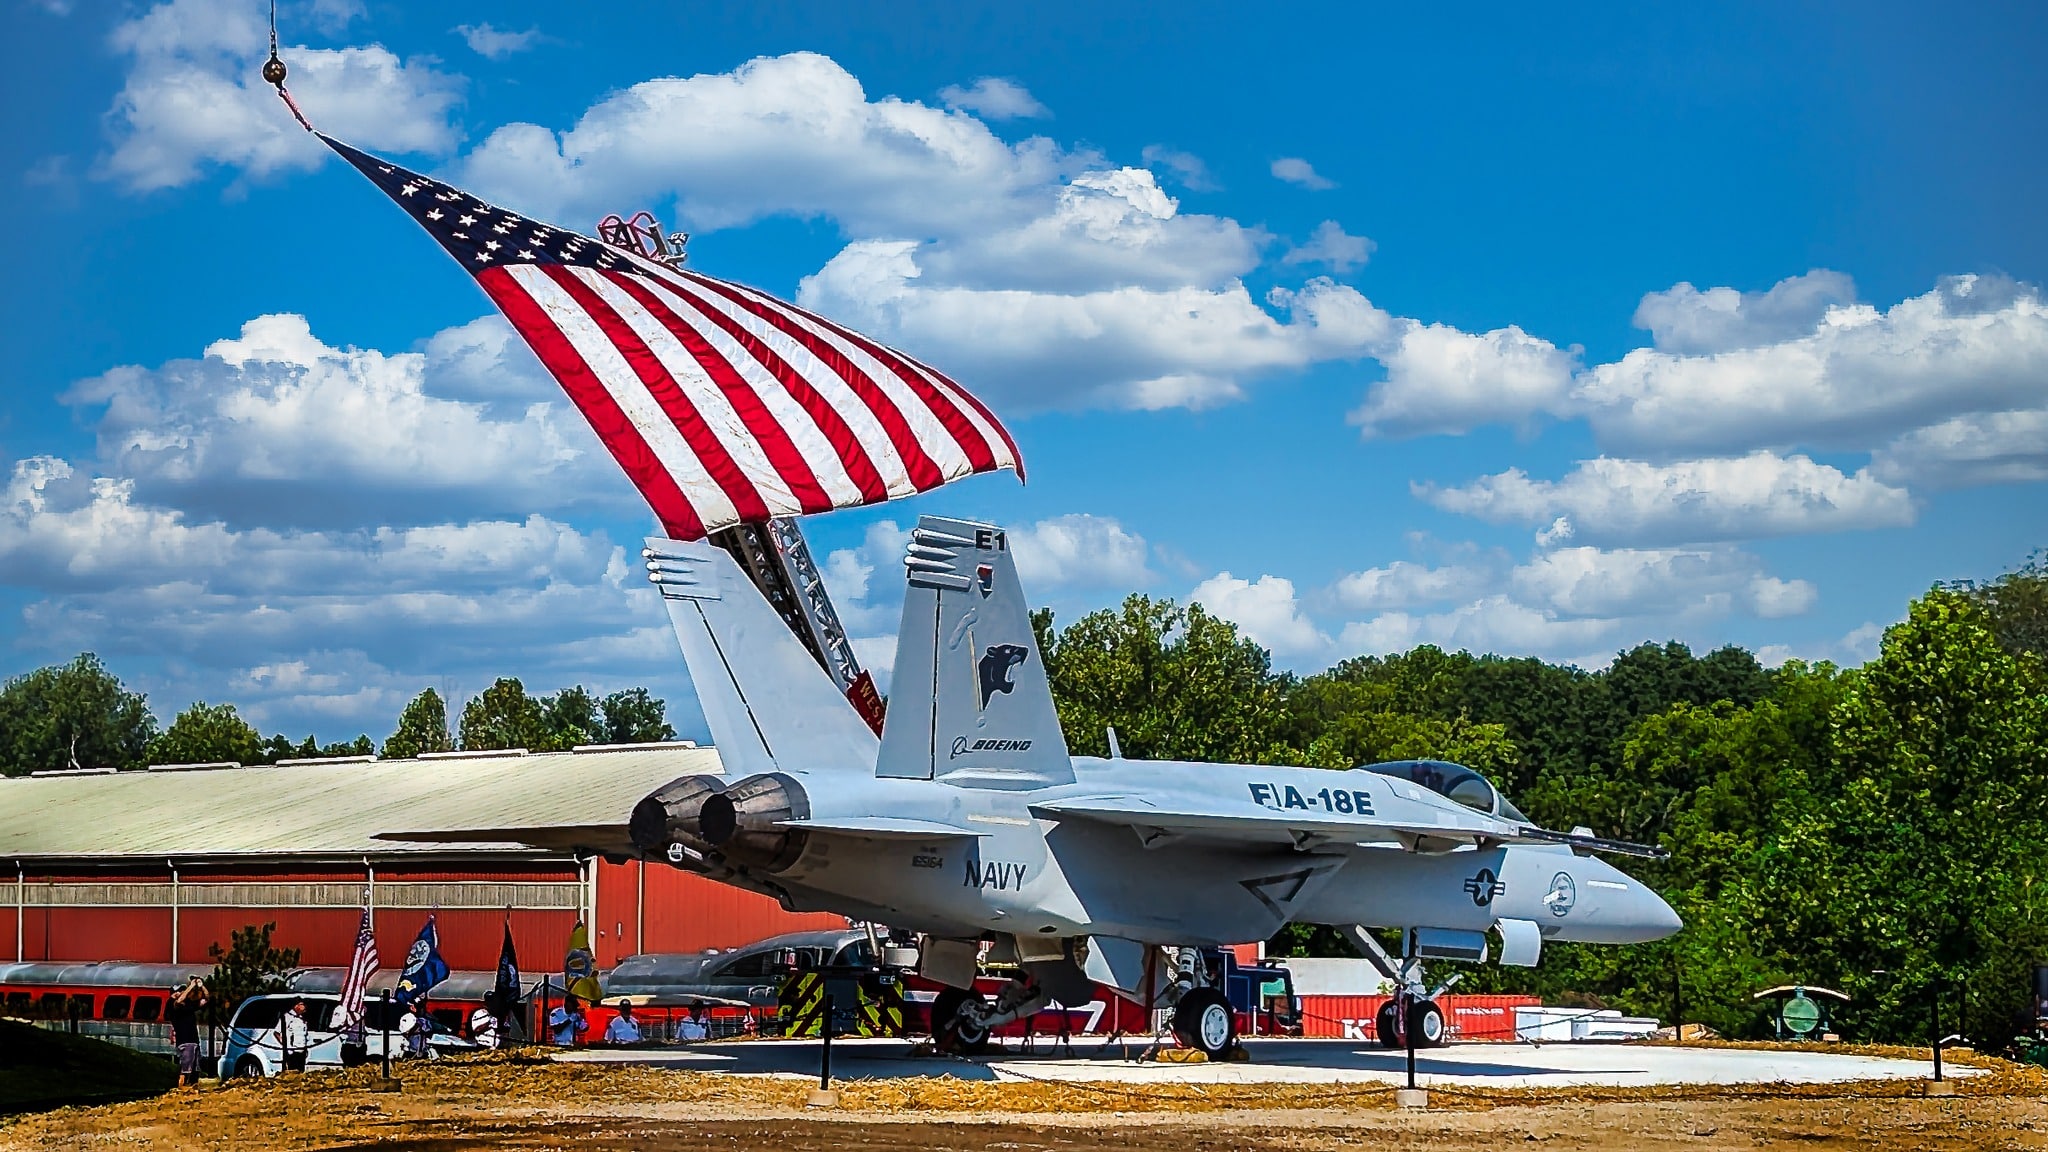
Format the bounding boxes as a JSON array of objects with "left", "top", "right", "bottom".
[{"left": 2, "top": 1, "right": 2044, "bottom": 742}]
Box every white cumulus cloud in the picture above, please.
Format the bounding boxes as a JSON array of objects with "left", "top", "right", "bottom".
[
  {"left": 1190, "top": 572, "right": 1330, "bottom": 660},
  {"left": 1352, "top": 321, "right": 1579, "bottom": 438},
  {"left": 1271, "top": 157, "right": 1334, "bottom": 189},
  {"left": 101, "top": 0, "right": 463, "bottom": 191},
  {"left": 1579, "top": 274, "right": 2048, "bottom": 455},
  {"left": 1282, "top": 220, "right": 1375, "bottom": 273},
  {"left": 1419, "top": 452, "right": 1916, "bottom": 546},
  {"left": 453, "top": 22, "right": 541, "bottom": 59},
  {"left": 938, "top": 77, "right": 1048, "bottom": 120},
  {"left": 63, "top": 313, "right": 619, "bottom": 529}
]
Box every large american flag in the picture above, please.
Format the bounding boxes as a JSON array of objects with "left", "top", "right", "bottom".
[
  {"left": 322, "top": 136, "right": 1023, "bottom": 541},
  {"left": 336, "top": 907, "right": 378, "bottom": 1039}
]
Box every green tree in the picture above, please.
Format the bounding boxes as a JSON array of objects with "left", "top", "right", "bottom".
[
  {"left": 0, "top": 653, "right": 156, "bottom": 775},
  {"left": 203, "top": 922, "right": 301, "bottom": 1027},
  {"left": 459, "top": 678, "right": 549, "bottom": 751},
  {"left": 1948, "top": 546, "right": 2048, "bottom": 664},
  {"left": 383, "top": 688, "right": 452, "bottom": 758},
  {"left": 1038, "top": 596, "right": 1292, "bottom": 763},
  {"left": 148, "top": 701, "right": 263, "bottom": 767},
  {"left": 539, "top": 685, "right": 603, "bottom": 750},
  {"left": 602, "top": 688, "right": 675, "bottom": 744},
  {"left": 260, "top": 732, "right": 376, "bottom": 762}
]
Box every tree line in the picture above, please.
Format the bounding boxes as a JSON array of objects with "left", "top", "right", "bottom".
[
  {"left": 0, "top": 667, "right": 676, "bottom": 775},
  {"left": 1034, "top": 551, "right": 2048, "bottom": 1049}
]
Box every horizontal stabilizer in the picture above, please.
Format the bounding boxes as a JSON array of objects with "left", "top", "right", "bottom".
[
  {"left": 646, "top": 536, "right": 879, "bottom": 778},
  {"left": 772, "top": 817, "right": 985, "bottom": 839}
]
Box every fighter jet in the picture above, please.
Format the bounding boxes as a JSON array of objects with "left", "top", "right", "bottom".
[{"left": 619, "top": 515, "right": 1681, "bottom": 1056}]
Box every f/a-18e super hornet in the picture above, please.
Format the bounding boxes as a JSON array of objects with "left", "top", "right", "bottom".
[{"left": 401, "top": 516, "right": 1681, "bottom": 1056}]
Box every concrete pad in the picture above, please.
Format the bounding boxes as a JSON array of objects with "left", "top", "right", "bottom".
[{"left": 555, "top": 1036, "right": 1972, "bottom": 1089}]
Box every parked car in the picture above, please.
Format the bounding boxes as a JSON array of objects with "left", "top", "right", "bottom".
[
  {"left": 605, "top": 930, "right": 875, "bottom": 1011},
  {"left": 220, "top": 993, "right": 476, "bottom": 1078}
]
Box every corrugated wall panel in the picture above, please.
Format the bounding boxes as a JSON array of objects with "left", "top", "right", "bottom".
[
  {"left": 637, "top": 866, "right": 846, "bottom": 954},
  {"left": 176, "top": 907, "right": 363, "bottom": 967},
  {"left": 593, "top": 860, "right": 639, "bottom": 967},
  {"left": 40, "top": 907, "right": 172, "bottom": 964}
]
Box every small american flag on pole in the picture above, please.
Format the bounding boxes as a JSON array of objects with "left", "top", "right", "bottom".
[
  {"left": 320, "top": 136, "right": 1023, "bottom": 541},
  {"left": 336, "top": 907, "right": 378, "bottom": 1041}
]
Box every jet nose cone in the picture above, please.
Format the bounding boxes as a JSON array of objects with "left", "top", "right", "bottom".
[{"left": 1645, "top": 889, "right": 1683, "bottom": 939}]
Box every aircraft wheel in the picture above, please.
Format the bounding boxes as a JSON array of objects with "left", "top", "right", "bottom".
[
  {"left": 1374, "top": 999, "right": 1403, "bottom": 1047},
  {"left": 930, "top": 987, "right": 990, "bottom": 1055},
  {"left": 1171, "top": 988, "right": 1236, "bottom": 1058},
  {"left": 1408, "top": 999, "right": 1447, "bottom": 1048}
]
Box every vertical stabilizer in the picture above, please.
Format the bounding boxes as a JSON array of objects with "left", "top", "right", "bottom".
[
  {"left": 876, "top": 517, "right": 1074, "bottom": 786},
  {"left": 644, "top": 537, "right": 879, "bottom": 777}
]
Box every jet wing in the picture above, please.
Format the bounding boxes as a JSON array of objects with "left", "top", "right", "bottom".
[
  {"left": 773, "top": 817, "right": 985, "bottom": 839},
  {"left": 1030, "top": 794, "right": 1666, "bottom": 858},
  {"left": 375, "top": 824, "right": 638, "bottom": 858},
  {"left": 1031, "top": 794, "right": 1518, "bottom": 850}
]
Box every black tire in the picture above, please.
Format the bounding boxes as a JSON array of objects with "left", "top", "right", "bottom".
[
  {"left": 1374, "top": 999, "right": 1403, "bottom": 1047},
  {"left": 929, "top": 987, "right": 990, "bottom": 1054},
  {"left": 1171, "top": 988, "right": 1236, "bottom": 1058},
  {"left": 1408, "top": 999, "right": 1447, "bottom": 1048},
  {"left": 234, "top": 1055, "right": 265, "bottom": 1079}
]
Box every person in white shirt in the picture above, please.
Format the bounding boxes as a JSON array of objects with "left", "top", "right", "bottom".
[
  {"left": 280, "top": 999, "right": 311, "bottom": 1073},
  {"left": 549, "top": 995, "right": 588, "bottom": 1046},
  {"left": 603, "top": 1000, "right": 642, "bottom": 1045},
  {"left": 469, "top": 1004, "right": 500, "bottom": 1049},
  {"left": 675, "top": 1005, "right": 709, "bottom": 1042}
]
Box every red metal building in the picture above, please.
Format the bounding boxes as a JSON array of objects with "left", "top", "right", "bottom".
[{"left": 2, "top": 746, "right": 843, "bottom": 974}]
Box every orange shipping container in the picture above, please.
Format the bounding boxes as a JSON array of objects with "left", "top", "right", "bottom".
[{"left": 1299, "top": 994, "right": 1540, "bottom": 1042}]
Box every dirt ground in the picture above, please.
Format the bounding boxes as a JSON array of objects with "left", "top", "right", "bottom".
[{"left": 4, "top": 1052, "right": 2046, "bottom": 1152}]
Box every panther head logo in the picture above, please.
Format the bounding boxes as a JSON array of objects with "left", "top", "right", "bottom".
[{"left": 977, "top": 644, "right": 1029, "bottom": 708}]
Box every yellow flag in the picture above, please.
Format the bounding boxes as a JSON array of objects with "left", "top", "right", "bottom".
[{"left": 564, "top": 920, "right": 603, "bottom": 1002}]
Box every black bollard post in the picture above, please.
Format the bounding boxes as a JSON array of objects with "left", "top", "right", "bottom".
[
  {"left": 1931, "top": 984, "right": 1944, "bottom": 1083},
  {"left": 820, "top": 993, "right": 834, "bottom": 1089},
  {"left": 1405, "top": 999, "right": 1417, "bottom": 1090},
  {"left": 380, "top": 990, "right": 393, "bottom": 1080}
]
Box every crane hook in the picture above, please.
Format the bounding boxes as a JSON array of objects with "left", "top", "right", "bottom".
[{"left": 262, "top": 0, "right": 313, "bottom": 131}]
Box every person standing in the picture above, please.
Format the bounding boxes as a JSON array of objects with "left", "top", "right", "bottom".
[
  {"left": 469, "top": 999, "right": 501, "bottom": 1050},
  {"left": 548, "top": 995, "right": 588, "bottom": 1046},
  {"left": 166, "top": 978, "right": 207, "bottom": 1086},
  {"left": 280, "top": 999, "right": 311, "bottom": 1073},
  {"left": 603, "top": 1000, "right": 642, "bottom": 1045}
]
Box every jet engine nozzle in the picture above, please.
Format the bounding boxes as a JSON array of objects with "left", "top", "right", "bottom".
[
  {"left": 699, "top": 772, "right": 811, "bottom": 873},
  {"left": 630, "top": 774, "right": 727, "bottom": 860}
]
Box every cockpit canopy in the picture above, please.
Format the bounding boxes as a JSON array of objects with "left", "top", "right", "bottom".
[{"left": 1364, "top": 759, "right": 1529, "bottom": 824}]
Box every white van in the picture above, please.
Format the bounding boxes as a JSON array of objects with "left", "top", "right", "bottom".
[{"left": 221, "top": 993, "right": 476, "bottom": 1078}]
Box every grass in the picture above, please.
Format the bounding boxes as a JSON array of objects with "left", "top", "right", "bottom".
[{"left": 0, "top": 1018, "right": 179, "bottom": 1114}]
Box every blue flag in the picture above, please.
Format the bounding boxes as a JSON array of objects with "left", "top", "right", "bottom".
[{"left": 394, "top": 916, "right": 449, "bottom": 1007}]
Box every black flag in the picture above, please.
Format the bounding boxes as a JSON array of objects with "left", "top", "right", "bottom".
[{"left": 494, "top": 922, "right": 521, "bottom": 1032}]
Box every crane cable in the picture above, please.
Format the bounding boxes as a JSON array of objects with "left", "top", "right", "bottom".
[{"left": 263, "top": 0, "right": 314, "bottom": 132}]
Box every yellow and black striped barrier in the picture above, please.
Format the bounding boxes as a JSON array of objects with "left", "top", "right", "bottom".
[{"left": 777, "top": 969, "right": 905, "bottom": 1037}]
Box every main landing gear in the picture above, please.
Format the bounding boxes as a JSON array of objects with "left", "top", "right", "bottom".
[{"left": 930, "top": 977, "right": 1048, "bottom": 1055}]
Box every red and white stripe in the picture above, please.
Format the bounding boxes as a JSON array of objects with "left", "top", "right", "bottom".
[
  {"left": 476, "top": 251, "right": 1023, "bottom": 542},
  {"left": 337, "top": 908, "right": 379, "bottom": 1036}
]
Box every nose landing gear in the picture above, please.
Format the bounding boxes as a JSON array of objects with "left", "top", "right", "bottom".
[{"left": 1170, "top": 987, "right": 1237, "bottom": 1058}]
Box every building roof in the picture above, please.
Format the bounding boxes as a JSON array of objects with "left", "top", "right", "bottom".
[{"left": 0, "top": 744, "right": 724, "bottom": 864}]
